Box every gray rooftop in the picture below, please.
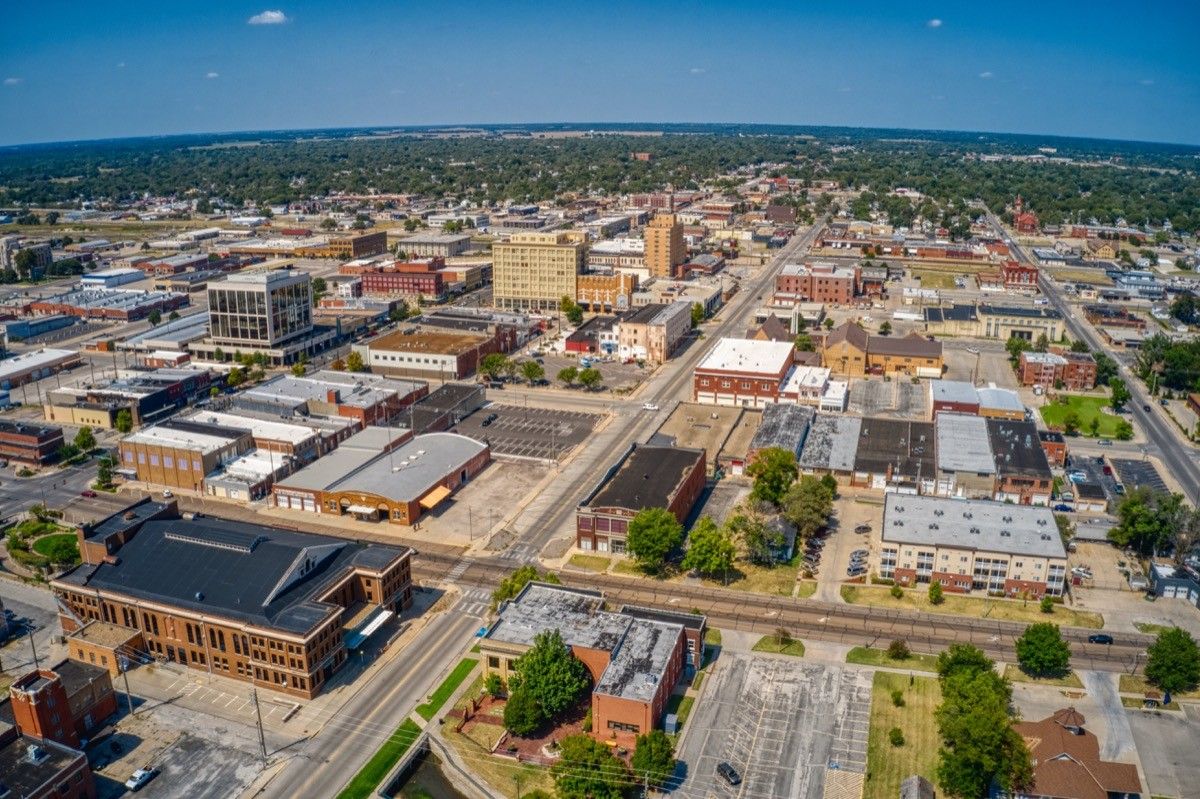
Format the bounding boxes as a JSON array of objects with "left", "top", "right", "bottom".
[
  {"left": 930, "top": 379, "right": 979, "bottom": 407},
  {"left": 486, "top": 582, "right": 688, "bottom": 703},
  {"left": 935, "top": 414, "right": 995, "bottom": 474},
  {"left": 750, "top": 403, "right": 814, "bottom": 457},
  {"left": 797, "top": 414, "right": 861, "bottom": 472},
  {"left": 277, "top": 432, "right": 485, "bottom": 503},
  {"left": 882, "top": 494, "right": 1066, "bottom": 559}
]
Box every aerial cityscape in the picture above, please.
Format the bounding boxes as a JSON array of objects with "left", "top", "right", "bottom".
[{"left": 1, "top": 3, "right": 1199, "bottom": 799}]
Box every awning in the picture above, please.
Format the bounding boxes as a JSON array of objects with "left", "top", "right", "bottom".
[
  {"left": 344, "top": 607, "right": 393, "bottom": 650},
  {"left": 344, "top": 504, "right": 378, "bottom": 515},
  {"left": 418, "top": 484, "right": 452, "bottom": 510}
]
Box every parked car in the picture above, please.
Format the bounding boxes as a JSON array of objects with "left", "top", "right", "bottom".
[
  {"left": 1087, "top": 634, "right": 1114, "bottom": 645},
  {"left": 716, "top": 763, "right": 742, "bottom": 786},
  {"left": 854, "top": 524, "right": 871, "bottom": 534},
  {"left": 641, "top": 402, "right": 660, "bottom": 411},
  {"left": 1052, "top": 504, "right": 1073, "bottom": 512},
  {"left": 125, "top": 768, "right": 159, "bottom": 792},
  {"left": 1143, "top": 404, "right": 1151, "bottom": 412},
  {"left": 1099, "top": 439, "right": 1113, "bottom": 446},
  {"left": 847, "top": 565, "right": 867, "bottom": 577},
  {"left": 80, "top": 489, "right": 98, "bottom": 498},
  {"left": 850, "top": 549, "right": 869, "bottom": 559},
  {"left": 481, "top": 413, "right": 499, "bottom": 427}
]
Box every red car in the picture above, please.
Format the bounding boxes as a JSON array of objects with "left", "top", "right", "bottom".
[{"left": 80, "top": 489, "right": 98, "bottom": 498}]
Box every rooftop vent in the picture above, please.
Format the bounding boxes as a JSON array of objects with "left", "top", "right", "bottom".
[
  {"left": 1003, "top": 515, "right": 1013, "bottom": 523},
  {"left": 1001, "top": 530, "right": 1012, "bottom": 537},
  {"left": 970, "top": 526, "right": 980, "bottom": 534},
  {"left": 194, "top": 591, "right": 204, "bottom": 602}
]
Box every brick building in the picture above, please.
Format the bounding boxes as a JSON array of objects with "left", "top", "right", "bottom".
[
  {"left": 354, "top": 328, "right": 499, "bottom": 380},
  {"left": 576, "top": 444, "right": 705, "bottom": 555},
  {"left": 644, "top": 214, "right": 685, "bottom": 278},
  {"left": 52, "top": 514, "right": 413, "bottom": 700},
  {"left": 693, "top": 338, "right": 795, "bottom": 407},
  {"left": 989, "top": 419, "right": 1054, "bottom": 505},
  {"left": 0, "top": 420, "right": 64, "bottom": 466},
  {"left": 774, "top": 262, "right": 858, "bottom": 306},
  {"left": 481, "top": 583, "right": 705, "bottom": 746},
  {"left": 356, "top": 259, "right": 447, "bottom": 302},
  {"left": 616, "top": 301, "right": 691, "bottom": 365},
  {"left": 9, "top": 661, "right": 118, "bottom": 748},
  {"left": 1018, "top": 351, "right": 1097, "bottom": 390},
  {"left": 821, "top": 322, "right": 943, "bottom": 378}
]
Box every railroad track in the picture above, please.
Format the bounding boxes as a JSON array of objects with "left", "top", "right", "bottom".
[{"left": 410, "top": 551, "right": 1151, "bottom": 674}]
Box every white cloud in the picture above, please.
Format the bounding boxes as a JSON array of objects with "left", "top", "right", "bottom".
[
  {"left": 689, "top": 67, "right": 706, "bottom": 75},
  {"left": 3, "top": 77, "right": 22, "bottom": 86},
  {"left": 1139, "top": 78, "right": 1155, "bottom": 86},
  {"left": 206, "top": 71, "right": 220, "bottom": 79},
  {"left": 248, "top": 9, "right": 288, "bottom": 25},
  {"left": 978, "top": 71, "right": 994, "bottom": 79},
  {"left": 117, "top": 62, "right": 126, "bottom": 68},
  {"left": 927, "top": 18, "right": 943, "bottom": 28}
]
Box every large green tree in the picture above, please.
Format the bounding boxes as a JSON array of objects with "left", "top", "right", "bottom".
[
  {"left": 680, "top": 516, "right": 736, "bottom": 578},
  {"left": 552, "top": 734, "right": 630, "bottom": 799},
  {"left": 1108, "top": 377, "right": 1131, "bottom": 411},
  {"left": 745, "top": 447, "right": 798, "bottom": 506},
  {"left": 490, "top": 565, "right": 560, "bottom": 610},
  {"left": 519, "top": 360, "right": 545, "bottom": 384},
  {"left": 502, "top": 685, "right": 544, "bottom": 736},
  {"left": 509, "top": 629, "right": 590, "bottom": 718},
  {"left": 936, "top": 644, "right": 994, "bottom": 683},
  {"left": 1108, "top": 487, "right": 1188, "bottom": 556},
  {"left": 780, "top": 475, "right": 834, "bottom": 541},
  {"left": 626, "top": 507, "right": 684, "bottom": 573},
  {"left": 479, "top": 353, "right": 509, "bottom": 379},
  {"left": 631, "top": 729, "right": 676, "bottom": 789},
  {"left": 936, "top": 667, "right": 1032, "bottom": 798},
  {"left": 1014, "top": 622, "right": 1071, "bottom": 677},
  {"left": 1145, "top": 627, "right": 1200, "bottom": 699},
  {"left": 727, "top": 512, "right": 785, "bottom": 566}
]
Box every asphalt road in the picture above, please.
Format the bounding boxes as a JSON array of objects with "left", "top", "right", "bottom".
[
  {"left": 0, "top": 461, "right": 98, "bottom": 522},
  {"left": 993, "top": 212, "right": 1200, "bottom": 504},
  {"left": 256, "top": 601, "right": 482, "bottom": 799}
]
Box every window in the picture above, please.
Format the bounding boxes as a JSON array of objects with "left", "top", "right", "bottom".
[{"left": 488, "top": 656, "right": 500, "bottom": 668}]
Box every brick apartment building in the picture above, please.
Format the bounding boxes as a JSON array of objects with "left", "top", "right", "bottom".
[
  {"left": 875, "top": 493, "right": 1067, "bottom": 598},
  {"left": 576, "top": 444, "right": 705, "bottom": 555},
  {"left": 481, "top": 583, "right": 705, "bottom": 746},
  {"left": 774, "top": 262, "right": 858, "bottom": 306},
  {"left": 693, "top": 338, "right": 795, "bottom": 407},
  {"left": 9, "top": 661, "right": 118, "bottom": 749},
  {"left": 644, "top": 214, "right": 685, "bottom": 278},
  {"left": 52, "top": 512, "right": 414, "bottom": 700},
  {"left": 356, "top": 259, "right": 447, "bottom": 302},
  {"left": 0, "top": 420, "right": 64, "bottom": 465},
  {"left": 1018, "top": 351, "right": 1098, "bottom": 389}
]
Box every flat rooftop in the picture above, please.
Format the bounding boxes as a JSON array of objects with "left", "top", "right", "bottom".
[
  {"left": 584, "top": 444, "right": 703, "bottom": 512},
  {"left": 366, "top": 328, "right": 489, "bottom": 355},
  {"left": 853, "top": 418, "right": 935, "bottom": 478},
  {"left": 987, "top": 419, "right": 1052, "bottom": 478},
  {"left": 123, "top": 419, "right": 244, "bottom": 454},
  {"left": 882, "top": 493, "right": 1066, "bottom": 559},
  {"left": 696, "top": 337, "right": 793, "bottom": 375},
  {"left": 653, "top": 404, "right": 757, "bottom": 464},
  {"left": 930, "top": 379, "right": 979, "bottom": 407},
  {"left": 935, "top": 414, "right": 995, "bottom": 473},
  {"left": 798, "top": 414, "right": 861, "bottom": 472},
  {"left": 67, "top": 620, "right": 141, "bottom": 648},
  {"left": 750, "top": 403, "right": 814, "bottom": 455},
  {"left": 0, "top": 732, "right": 85, "bottom": 799},
  {"left": 181, "top": 410, "right": 320, "bottom": 445},
  {"left": 0, "top": 348, "right": 77, "bottom": 380}
]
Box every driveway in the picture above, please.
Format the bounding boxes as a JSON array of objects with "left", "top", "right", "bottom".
[
  {"left": 1126, "top": 703, "right": 1200, "bottom": 799},
  {"left": 1078, "top": 671, "right": 1136, "bottom": 760}
]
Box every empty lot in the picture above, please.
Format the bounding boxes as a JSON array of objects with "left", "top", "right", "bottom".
[{"left": 677, "top": 654, "right": 872, "bottom": 799}]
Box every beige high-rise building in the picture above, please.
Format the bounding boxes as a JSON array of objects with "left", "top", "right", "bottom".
[
  {"left": 644, "top": 213, "right": 685, "bottom": 278},
  {"left": 493, "top": 231, "right": 587, "bottom": 311}
]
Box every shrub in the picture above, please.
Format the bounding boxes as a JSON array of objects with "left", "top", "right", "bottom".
[
  {"left": 887, "top": 639, "right": 911, "bottom": 660},
  {"left": 890, "top": 689, "right": 905, "bottom": 707},
  {"left": 890, "top": 583, "right": 904, "bottom": 599},
  {"left": 1040, "top": 596, "right": 1055, "bottom": 614},
  {"left": 928, "top": 581, "right": 945, "bottom": 605},
  {"left": 484, "top": 673, "right": 505, "bottom": 698},
  {"left": 889, "top": 727, "right": 905, "bottom": 747}
]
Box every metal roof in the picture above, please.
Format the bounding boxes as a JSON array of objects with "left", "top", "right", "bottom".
[{"left": 882, "top": 494, "right": 1066, "bottom": 559}]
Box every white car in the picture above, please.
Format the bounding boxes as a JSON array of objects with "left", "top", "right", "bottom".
[
  {"left": 125, "top": 767, "right": 160, "bottom": 791},
  {"left": 642, "top": 402, "right": 660, "bottom": 411}
]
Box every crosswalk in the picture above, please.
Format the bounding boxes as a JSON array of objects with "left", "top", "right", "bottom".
[
  {"left": 455, "top": 588, "right": 491, "bottom": 618},
  {"left": 445, "top": 559, "right": 471, "bottom": 581}
]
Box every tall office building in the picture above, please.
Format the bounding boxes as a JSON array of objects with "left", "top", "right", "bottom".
[
  {"left": 208, "top": 268, "right": 313, "bottom": 348},
  {"left": 492, "top": 231, "right": 587, "bottom": 312},
  {"left": 644, "top": 213, "right": 685, "bottom": 278}
]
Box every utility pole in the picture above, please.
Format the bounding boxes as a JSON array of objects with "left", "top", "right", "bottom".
[
  {"left": 251, "top": 688, "right": 267, "bottom": 761},
  {"left": 121, "top": 665, "right": 135, "bottom": 716},
  {"left": 513, "top": 773, "right": 521, "bottom": 799},
  {"left": 27, "top": 628, "right": 39, "bottom": 669}
]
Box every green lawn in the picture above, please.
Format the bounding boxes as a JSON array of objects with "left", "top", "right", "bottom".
[
  {"left": 846, "top": 647, "right": 940, "bottom": 673},
  {"left": 665, "top": 693, "right": 696, "bottom": 729},
  {"left": 751, "top": 635, "right": 806, "bottom": 657},
  {"left": 1003, "top": 664, "right": 1084, "bottom": 689},
  {"left": 1040, "top": 394, "right": 1124, "bottom": 437},
  {"left": 1119, "top": 673, "right": 1200, "bottom": 699},
  {"left": 567, "top": 554, "right": 611, "bottom": 572},
  {"left": 336, "top": 718, "right": 422, "bottom": 799},
  {"left": 863, "top": 672, "right": 942, "bottom": 799},
  {"left": 31, "top": 533, "right": 79, "bottom": 559},
  {"left": 840, "top": 585, "right": 1104, "bottom": 628},
  {"left": 1134, "top": 622, "right": 1173, "bottom": 635},
  {"left": 704, "top": 628, "right": 722, "bottom": 647},
  {"left": 415, "top": 658, "right": 478, "bottom": 721}
]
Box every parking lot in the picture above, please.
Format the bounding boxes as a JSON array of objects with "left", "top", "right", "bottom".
[
  {"left": 942, "top": 345, "right": 1017, "bottom": 388},
  {"left": 1066, "top": 452, "right": 1121, "bottom": 504},
  {"left": 453, "top": 404, "right": 599, "bottom": 460},
  {"left": 524, "top": 349, "right": 655, "bottom": 392},
  {"left": 1126, "top": 703, "right": 1200, "bottom": 799},
  {"left": 847, "top": 379, "right": 928, "bottom": 418},
  {"left": 1111, "top": 458, "right": 1167, "bottom": 493},
  {"left": 678, "top": 655, "right": 873, "bottom": 799},
  {"left": 94, "top": 732, "right": 262, "bottom": 799}
]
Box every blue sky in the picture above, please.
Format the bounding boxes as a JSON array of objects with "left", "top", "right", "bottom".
[{"left": 1, "top": 1, "right": 1198, "bottom": 146}]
